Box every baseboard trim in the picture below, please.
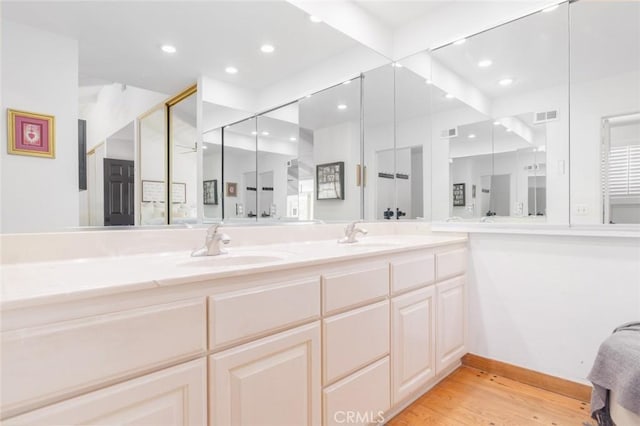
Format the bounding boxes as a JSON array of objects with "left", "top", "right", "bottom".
[{"left": 462, "top": 353, "right": 592, "bottom": 403}]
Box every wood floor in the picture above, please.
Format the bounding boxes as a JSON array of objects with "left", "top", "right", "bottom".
[{"left": 387, "top": 367, "right": 594, "bottom": 426}]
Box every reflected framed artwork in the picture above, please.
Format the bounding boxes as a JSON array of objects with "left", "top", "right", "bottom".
[
  {"left": 7, "top": 109, "right": 55, "bottom": 158},
  {"left": 203, "top": 180, "right": 218, "bottom": 205},
  {"left": 316, "top": 161, "right": 344, "bottom": 200},
  {"left": 226, "top": 182, "right": 237, "bottom": 197},
  {"left": 453, "top": 183, "right": 466, "bottom": 206}
]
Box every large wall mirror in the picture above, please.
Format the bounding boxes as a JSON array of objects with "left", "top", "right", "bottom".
[
  {"left": 570, "top": 0, "right": 640, "bottom": 225},
  {"left": 399, "top": 2, "right": 570, "bottom": 224}
]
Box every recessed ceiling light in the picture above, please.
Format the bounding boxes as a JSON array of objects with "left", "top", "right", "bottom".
[
  {"left": 261, "top": 131, "right": 269, "bottom": 136},
  {"left": 478, "top": 59, "right": 493, "bottom": 68},
  {"left": 498, "top": 78, "right": 513, "bottom": 86},
  {"left": 161, "top": 45, "right": 176, "bottom": 54},
  {"left": 468, "top": 134, "right": 476, "bottom": 139},
  {"left": 453, "top": 38, "right": 466, "bottom": 46},
  {"left": 506, "top": 128, "right": 513, "bottom": 133},
  {"left": 542, "top": 4, "right": 559, "bottom": 13},
  {"left": 260, "top": 44, "right": 275, "bottom": 53},
  {"left": 392, "top": 62, "right": 403, "bottom": 68},
  {"left": 289, "top": 137, "right": 297, "bottom": 141},
  {"left": 493, "top": 121, "right": 501, "bottom": 125},
  {"left": 202, "top": 145, "right": 208, "bottom": 150},
  {"left": 343, "top": 80, "right": 351, "bottom": 85},
  {"left": 445, "top": 93, "right": 455, "bottom": 99},
  {"left": 225, "top": 66, "right": 238, "bottom": 74},
  {"left": 337, "top": 104, "right": 347, "bottom": 110},
  {"left": 309, "top": 15, "right": 322, "bottom": 23},
  {"left": 305, "top": 94, "right": 312, "bottom": 98},
  {"left": 425, "top": 79, "right": 433, "bottom": 85},
  {"left": 251, "top": 131, "right": 258, "bottom": 135}
]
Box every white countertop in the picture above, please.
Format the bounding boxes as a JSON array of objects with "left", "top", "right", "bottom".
[{"left": 0, "top": 234, "right": 467, "bottom": 310}]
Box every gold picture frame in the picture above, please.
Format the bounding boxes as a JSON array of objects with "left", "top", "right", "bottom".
[{"left": 7, "top": 109, "right": 55, "bottom": 158}]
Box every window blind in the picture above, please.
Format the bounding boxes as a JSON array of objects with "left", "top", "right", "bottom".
[{"left": 608, "top": 145, "right": 640, "bottom": 197}]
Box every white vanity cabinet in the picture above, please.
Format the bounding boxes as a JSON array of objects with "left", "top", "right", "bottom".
[{"left": 0, "top": 239, "right": 468, "bottom": 426}]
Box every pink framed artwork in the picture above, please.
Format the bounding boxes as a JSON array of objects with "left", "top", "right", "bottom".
[{"left": 7, "top": 109, "right": 55, "bottom": 158}]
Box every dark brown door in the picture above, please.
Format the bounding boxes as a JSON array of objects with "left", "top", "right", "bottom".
[{"left": 103, "top": 158, "right": 135, "bottom": 226}]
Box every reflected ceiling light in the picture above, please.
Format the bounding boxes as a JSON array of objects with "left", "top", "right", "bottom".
[
  {"left": 478, "top": 59, "right": 493, "bottom": 68},
  {"left": 498, "top": 78, "right": 513, "bottom": 86},
  {"left": 343, "top": 80, "right": 351, "bottom": 85},
  {"left": 305, "top": 94, "right": 312, "bottom": 98},
  {"left": 225, "top": 66, "right": 238, "bottom": 74},
  {"left": 260, "top": 44, "right": 275, "bottom": 53},
  {"left": 542, "top": 4, "right": 559, "bottom": 13},
  {"left": 290, "top": 137, "right": 297, "bottom": 141},
  {"left": 251, "top": 131, "right": 258, "bottom": 135},
  {"left": 261, "top": 131, "right": 269, "bottom": 136},
  {"left": 468, "top": 134, "right": 476, "bottom": 139},
  {"left": 425, "top": 79, "right": 433, "bottom": 85},
  {"left": 493, "top": 121, "right": 501, "bottom": 125},
  {"left": 202, "top": 145, "right": 208, "bottom": 150},
  {"left": 337, "top": 104, "right": 348, "bottom": 110},
  {"left": 445, "top": 93, "right": 455, "bottom": 99},
  {"left": 161, "top": 45, "right": 177, "bottom": 54},
  {"left": 309, "top": 15, "right": 322, "bottom": 23},
  {"left": 453, "top": 38, "right": 466, "bottom": 45},
  {"left": 506, "top": 128, "right": 513, "bottom": 133}
]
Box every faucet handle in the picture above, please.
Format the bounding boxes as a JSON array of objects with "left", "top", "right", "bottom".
[{"left": 207, "top": 222, "right": 223, "bottom": 236}]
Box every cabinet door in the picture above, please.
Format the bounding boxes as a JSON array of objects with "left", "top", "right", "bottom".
[
  {"left": 436, "top": 276, "right": 466, "bottom": 373},
  {"left": 391, "top": 286, "right": 436, "bottom": 405},
  {"left": 210, "top": 322, "right": 321, "bottom": 426},
  {"left": 4, "top": 359, "right": 207, "bottom": 425}
]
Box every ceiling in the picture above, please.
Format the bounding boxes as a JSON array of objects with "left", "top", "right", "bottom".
[
  {"left": 2, "top": 1, "right": 369, "bottom": 94},
  {"left": 354, "top": 1, "right": 444, "bottom": 29}
]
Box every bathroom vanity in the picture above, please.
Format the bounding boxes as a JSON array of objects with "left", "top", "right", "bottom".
[{"left": 0, "top": 230, "right": 467, "bottom": 425}]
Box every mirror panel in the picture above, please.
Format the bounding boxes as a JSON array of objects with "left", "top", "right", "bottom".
[
  {"left": 169, "top": 91, "right": 198, "bottom": 225},
  {"left": 570, "top": 0, "right": 640, "bottom": 225},
  {"left": 299, "top": 77, "right": 363, "bottom": 222},
  {"left": 222, "top": 117, "right": 257, "bottom": 222},
  {"left": 257, "top": 103, "right": 301, "bottom": 221},
  {"left": 363, "top": 64, "right": 395, "bottom": 221},
  {"left": 139, "top": 107, "right": 167, "bottom": 226},
  {"left": 426, "top": 1, "right": 569, "bottom": 223}
]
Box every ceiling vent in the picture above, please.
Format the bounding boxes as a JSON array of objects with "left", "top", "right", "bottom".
[
  {"left": 534, "top": 110, "right": 558, "bottom": 124},
  {"left": 440, "top": 127, "right": 458, "bottom": 139}
]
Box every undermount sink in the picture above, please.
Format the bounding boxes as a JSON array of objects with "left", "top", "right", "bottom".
[{"left": 180, "top": 253, "right": 287, "bottom": 268}]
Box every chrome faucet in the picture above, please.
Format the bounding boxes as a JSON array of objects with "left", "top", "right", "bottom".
[
  {"left": 191, "top": 224, "right": 231, "bottom": 257},
  {"left": 338, "top": 221, "right": 368, "bottom": 244}
]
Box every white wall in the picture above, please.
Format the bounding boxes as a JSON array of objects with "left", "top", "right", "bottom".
[
  {"left": 1, "top": 21, "right": 79, "bottom": 233},
  {"left": 467, "top": 233, "right": 640, "bottom": 383}
]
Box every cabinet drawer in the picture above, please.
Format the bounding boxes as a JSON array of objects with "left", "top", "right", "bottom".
[
  {"left": 323, "top": 300, "right": 389, "bottom": 385},
  {"left": 322, "top": 264, "right": 389, "bottom": 315},
  {"left": 1, "top": 298, "right": 206, "bottom": 418},
  {"left": 391, "top": 254, "right": 435, "bottom": 294},
  {"left": 4, "top": 359, "right": 207, "bottom": 426},
  {"left": 323, "top": 357, "right": 390, "bottom": 426},
  {"left": 209, "top": 277, "right": 320, "bottom": 350},
  {"left": 436, "top": 248, "right": 467, "bottom": 280}
]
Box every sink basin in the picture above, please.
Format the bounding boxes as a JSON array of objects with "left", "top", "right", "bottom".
[{"left": 180, "top": 254, "right": 286, "bottom": 268}]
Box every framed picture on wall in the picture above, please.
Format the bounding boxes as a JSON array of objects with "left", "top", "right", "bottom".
[
  {"left": 203, "top": 180, "right": 218, "bottom": 205},
  {"left": 226, "top": 182, "right": 238, "bottom": 197},
  {"left": 316, "top": 161, "right": 345, "bottom": 200},
  {"left": 453, "top": 183, "right": 466, "bottom": 207},
  {"left": 7, "top": 109, "right": 55, "bottom": 158}
]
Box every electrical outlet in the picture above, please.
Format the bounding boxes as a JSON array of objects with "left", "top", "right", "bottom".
[{"left": 575, "top": 204, "right": 589, "bottom": 215}]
